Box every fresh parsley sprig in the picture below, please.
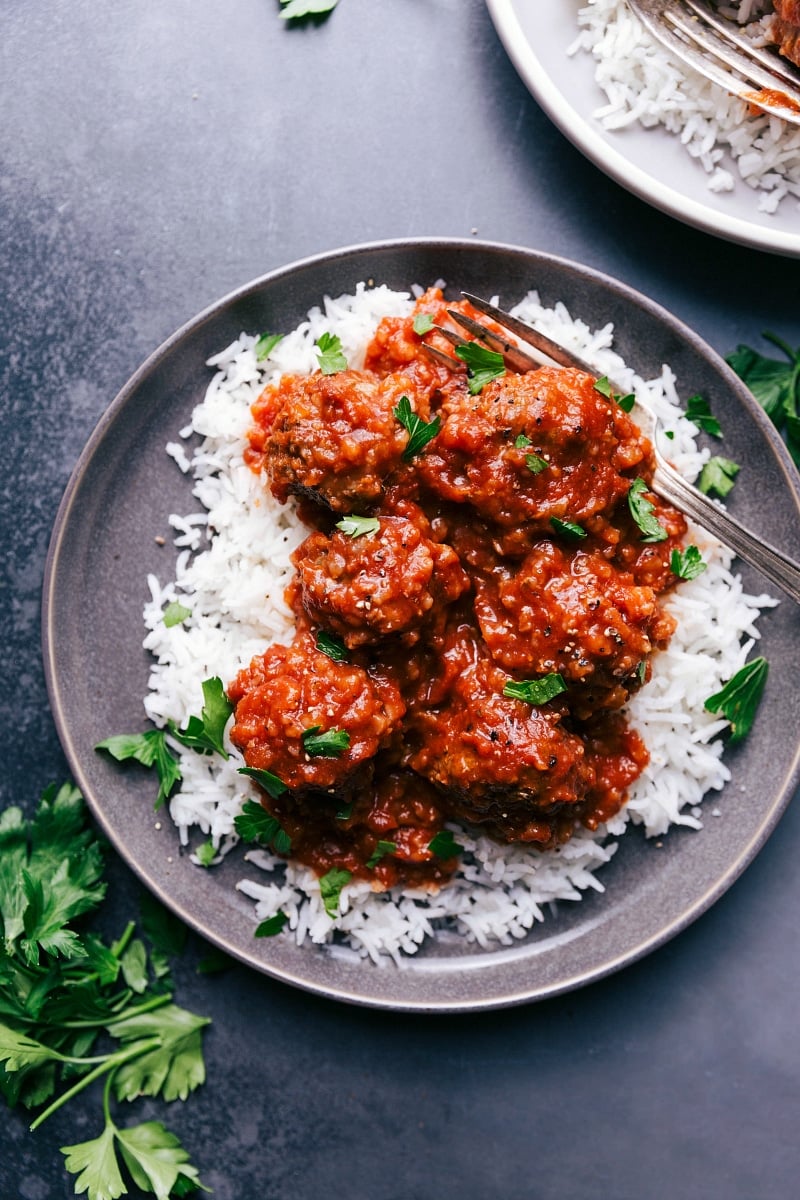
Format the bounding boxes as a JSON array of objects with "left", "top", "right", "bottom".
[
  {"left": 727, "top": 333, "right": 800, "bottom": 468},
  {"left": 454, "top": 341, "right": 506, "bottom": 394},
  {"left": 670, "top": 545, "right": 707, "bottom": 581},
  {"left": 704, "top": 657, "right": 768, "bottom": 743},
  {"left": 684, "top": 394, "right": 722, "bottom": 438},
  {"left": 503, "top": 674, "right": 567, "bottom": 706},
  {"left": 315, "top": 331, "right": 348, "bottom": 375},
  {"left": 393, "top": 394, "right": 441, "bottom": 460},
  {"left": 627, "top": 477, "right": 668, "bottom": 543},
  {"left": 697, "top": 456, "right": 740, "bottom": 500},
  {"left": 593, "top": 375, "right": 635, "bottom": 413},
  {"left": 280, "top": 0, "right": 338, "bottom": 19},
  {"left": 0, "top": 785, "right": 209, "bottom": 1199}
]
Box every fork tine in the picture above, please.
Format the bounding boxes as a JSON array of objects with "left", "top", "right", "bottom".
[
  {"left": 630, "top": 0, "right": 800, "bottom": 124},
  {"left": 461, "top": 293, "right": 600, "bottom": 377},
  {"left": 445, "top": 308, "right": 540, "bottom": 374}
]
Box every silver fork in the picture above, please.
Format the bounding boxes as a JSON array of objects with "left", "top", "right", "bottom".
[
  {"left": 423, "top": 292, "right": 800, "bottom": 605},
  {"left": 627, "top": 0, "right": 800, "bottom": 126}
]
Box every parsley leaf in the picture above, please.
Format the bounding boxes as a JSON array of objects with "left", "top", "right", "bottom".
[
  {"left": 108, "top": 1003, "right": 210, "bottom": 1103},
  {"left": 704, "top": 657, "right": 768, "bottom": 743},
  {"left": 237, "top": 766, "right": 289, "bottom": 799},
  {"left": 168, "top": 676, "right": 233, "bottom": 758},
  {"left": 394, "top": 394, "right": 441, "bottom": 460},
  {"left": 366, "top": 840, "right": 397, "bottom": 869},
  {"left": 525, "top": 452, "right": 548, "bottom": 475},
  {"left": 594, "top": 375, "right": 635, "bottom": 413},
  {"left": 413, "top": 312, "right": 435, "bottom": 336},
  {"left": 233, "top": 800, "right": 292, "bottom": 854},
  {"left": 319, "top": 868, "right": 351, "bottom": 918},
  {"left": 627, "top": 477, "right": 668, "bottom": 543},
  {"left": 336, "top": 514, "right": 380, "bottom": 538},
  {"left": 670, "top": 545, "right": 707, "bottom": 580},
  {"left": 503, "top": 674, "right": 567, "bottom": 705},
  {"left": 428, "top": 829, "right": 463, "bottom": 859},
  {"left": 193, "top": 840, "right": 216, "bottom": 868},
  {"left": 315, "top": 630, "right": 348, "bottom": 661},
  {"left": 316, "top": 331, "right": 348, "bottom": 375},
  {"left": 95, "top": 730, "right": 181, "bottom": 810},
  {"left": 255, "top": 912, "right": 288, "bottom": 938},
  {"left": 255, "top": 331, "right": 283, "bottom": 361},
  {"left": 727, "top": 333, "right": 800, "bottom": 467},
  {"left": 455, "top": 342, "right": 506, "bottom": 394},
  {"left": 162, "top": 600, "right": 191, "bottom": 628},
  {"left": 550, "top": 517, "right": 586, "bottom": 540},
  {"left": 62, "top": 1117, "right": 206, "bottom": 1200},
  {"left": 697, "top": 456, "right": 740, "bottom": 499},
  {"left": 684, "top": 394, "right": 722, "bottom": 437},
  {"left": 514, "top": 433, "right": 531, "bottom": 449},
  {"left": 280, "top": 0, "right": 338, "bottom": 18},
  {"left": 301, "top": 726, "right": 350, "bottom": 758}
]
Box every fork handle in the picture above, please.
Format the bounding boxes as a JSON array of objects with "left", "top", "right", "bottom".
[{"left": 652, "top": 463, "right": 800, "bottom": 604}]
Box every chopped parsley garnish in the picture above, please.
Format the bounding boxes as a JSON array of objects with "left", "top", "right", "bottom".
[
  {"left": 704, "top": 657, "right": 768, "bottom": 743},
  {"left": 503, "top": 673, "right": 567, "bottom": 706},
  {"left": 413, "top": 312, "right": 435, "bottom": 335},
  {"left": 315, "top": 629, "right": 348, "bottom": 661},
  {"left": 301, "top": 726, "right": 351, "bottom": 758},
  {"left": 336, "top": 514, "right": 380, "bottom": 538},
  {"left": 525, "top": 452, "right": 548, "bottom": 475},
  {"left": 0, "top": 784, "right": 209, "bottom": 1198},
  {"left": 280, "top": 0, "right": 338, "bottom": 17},
  {"left": 670, "top": 545, "right": 707, "bottom": 580},
  {"left": 254, "top": 331, "right": 283, "bottom": 361},
  {"left": 237, "top": 765, "right": 289, "bottom": 799},
  {"left": 394, "top": 394, "right": 441, "bottom": 460},
  {"left": 255, "top": 912, "right": 288, "bottom": 938},
  {"left": 514, "top": 433, "right": 531, "bottom": 449},
  {"left": 594, "top": 375, "right": 635, "bottom": 413},
  {"left": 366, "top": 840, "right": 397, "bottom": 869},
  {"left": 162, "top": 600, "right": 191, "bottom": 628},
  {"left": 319, "top": 867, "right": 351, "bottom": 918},
  {"left": 335, "top": 801, "right": 354, "bottom": 821},
  {"left": 684, "top": 394, "right": 722, "bottom": 437},
  {"left": 96, "top": 729, "right": 181, "bottom": 810},
  {"left": 194, "top": 839, "right": 216, "bottom": 867},
  {"left": 315, "top": 331, "right": 348, "bottom": 375},
  {"left": 455, "top": 341, "right": 506, "bottom": 394},
  {"left": 427, "top": 829, "right": 463, "bottom": 859},
  {"left": 550, "top": 517, "right": 586, "bottom": 540},
  {"left": 727, "top": 332, "right": 800, "bottom": 468},
  {"left": 233, "top": 799, "right": 292, "bottom": 854},
  {"left": 627, "top": 477, "right": 668, "bottom": 543},
  {"left": 168, "top": 676, "right": 233, "bottom": 758},
  {"left": 697, "top": 455, "right": 740, "bottom": 499}
]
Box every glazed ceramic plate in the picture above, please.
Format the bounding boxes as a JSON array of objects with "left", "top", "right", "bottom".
[
  {"left": 43, "top": 238, "right": 800, "bottom": 1011},
  {"left": 485, "top": 1, "right": 800, "bottom": 258}
]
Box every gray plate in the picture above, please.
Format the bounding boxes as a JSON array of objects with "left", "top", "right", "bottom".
[{"left": 42, "top": 238, "right": 800, "bottom": 1012}]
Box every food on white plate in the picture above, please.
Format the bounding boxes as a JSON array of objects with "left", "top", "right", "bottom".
[{"left": 126, "top": 283, "right": 773, "bottom": 963}]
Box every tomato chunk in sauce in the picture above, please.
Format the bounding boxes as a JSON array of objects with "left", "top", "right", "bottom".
[{"left": 232, "top": 288, "right": 688, "bottom": 889}]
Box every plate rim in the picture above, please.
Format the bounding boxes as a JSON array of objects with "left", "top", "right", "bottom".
[
  {"left": 485, "top": 0, "right": 800, "bottom": 259},
  {"left": 41, "top": 235, "right": 800, "bottom": 1012}
]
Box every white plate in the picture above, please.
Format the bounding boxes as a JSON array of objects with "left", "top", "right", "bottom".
[{"left": 486, "top": 0, "right": 800, "bottom": 258}]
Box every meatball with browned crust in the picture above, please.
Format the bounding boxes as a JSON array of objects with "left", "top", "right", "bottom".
[
  {"left": 252, "top": 368, "right": 428, "bottom": 511},
  {"left": 290, "top": 515, "right": 469, "bottom": 647},
  {"left": 416, "top": 366, "right": 651, "bottom": 530},
  {"left": 473, "top": 540, "right": 671, "bottom": 717},
  {"left": 228, "top": 631, "right": 405, "bottom": 794},
  {"left": 404, "top": 625, "right": 595, "bottom": 847}
]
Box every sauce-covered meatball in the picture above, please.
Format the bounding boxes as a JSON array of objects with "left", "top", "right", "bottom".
[
  {"left": 416, "top": 366, "right": 650, "bottom": 529},
  {"left": 290, "top": 514, "right": 469, "bottom": 647},
  {"left": 228, "top": 631, "right": 405, "bottom": 793}
]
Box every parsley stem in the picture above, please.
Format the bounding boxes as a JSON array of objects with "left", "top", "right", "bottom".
[
  {"left": 29, "top": 1036, "right": 162, "bottom": 1131},
  {"left": 60, "top": 990, "right": 173, "bottom": 1030}
]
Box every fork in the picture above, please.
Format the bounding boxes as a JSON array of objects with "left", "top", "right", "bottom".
[
  {"left": 423, "top": 292, "right": 800, "bottom": 605},
  {"left": 627, "top": 0, "right": 800, "bottom": 126}
]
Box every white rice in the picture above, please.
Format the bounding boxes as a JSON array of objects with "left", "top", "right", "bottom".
[
  {"left": 570, "top": 1, "right": 800, "bottom": 213},
  {"left": 142, "top": 282, "right": 776, "bottom": 964}
]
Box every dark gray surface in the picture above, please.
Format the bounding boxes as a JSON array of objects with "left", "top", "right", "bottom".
[{"left": 2, "top": 0, "right": 799, "bottom": 1196}]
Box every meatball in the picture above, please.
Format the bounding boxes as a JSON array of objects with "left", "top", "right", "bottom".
[
  {"left": 473, "top": 541, "right": 669, "bottom": 716},
  {"left": 405, "top": 626, "right": 595, "bottom": 846},
  {"left": 228, "top": 630, "right": 405, "bottom": 793},
  {"left": 416, "top": 366, "right": 651, "bottom": 530},
  {"left": 253, "top": 368, "right": 426, "bottom": 511},
  {"left": 290, "top": 514, "right": 469, "bottom": 647}
]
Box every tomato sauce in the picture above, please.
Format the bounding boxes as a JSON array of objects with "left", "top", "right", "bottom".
[{"left": 230, "top": 288, "right": 688, "bottom": 889}]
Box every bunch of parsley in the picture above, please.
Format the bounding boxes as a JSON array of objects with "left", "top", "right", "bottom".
[
  {"left": 727, "top": 332, "right": 800, "bottom": 469},
  {"left": 0, "top": 783, "right": 209, "bottom": 1199}
]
